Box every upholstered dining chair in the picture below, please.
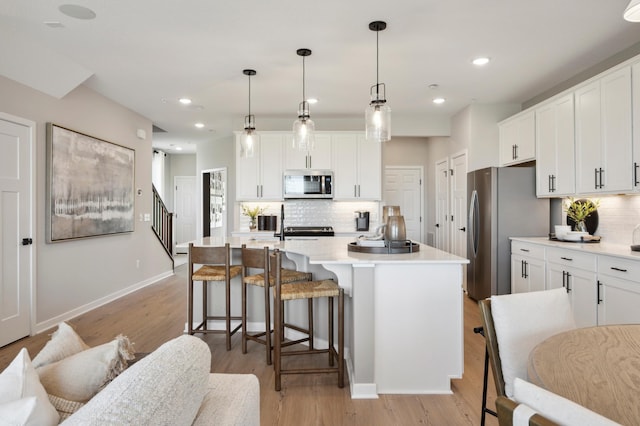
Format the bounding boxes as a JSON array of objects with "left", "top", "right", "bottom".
[
  {"left": 270, "top": 249, "right": 344, "bottom": 391},
  {"left": 188, "top": 242, "right": 242, "bottom": 350},
  {"left": 496, "top": 378, "right": 620, "bottom": 426},
  {"left": 240, "top": 244, "right": 312, "bottom": 365},
  {"left": 478, "top": 288, "right": 576, "bottom": 425}
]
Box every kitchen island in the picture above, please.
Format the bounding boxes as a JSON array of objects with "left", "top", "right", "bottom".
[{"left": 190, "top": 236, "right": 469, "bottom": 398}]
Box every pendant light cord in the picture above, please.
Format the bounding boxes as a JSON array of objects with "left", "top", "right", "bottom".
[
  {"left": 302, "top": 55, "right": 306, "bottom": 104},
  {"left": 248, "top": 73, "right": 251, "bottom": 117},
  {"left": 376, "top": 29, "right": 379, "bottom": 98}
]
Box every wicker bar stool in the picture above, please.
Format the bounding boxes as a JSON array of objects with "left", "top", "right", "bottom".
[
  {"left": 270, "top": 250, "right": 344, "bottom": 391},
  {"left": 188, "top": 242, "right": 242, "bottom": 350},
  {"left": 241, "top": 244, "right": 313, "bottom": 365}
]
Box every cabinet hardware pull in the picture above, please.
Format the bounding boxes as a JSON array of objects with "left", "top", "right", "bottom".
[
  {"left": 562, "top": 271, "right": 567, "bottom": 290},
  {"left": 594, "top": 168, "right": 598, "bottom": 190},
  {"left": 548, "top": 175, "right": 552, "bottom": 192},
  {"left": 560, "top": 256, "right": 573, "bottom": 261},
  {"left": 610, "top": 267, "right": 628, "bottom": 272},
  {"left": 551, "top": 175, "right": 556, "bottom": 192},
  {"left": 520, "top": 248, "right": 530, "bottom": 252},
  {"left": 635, "top": 162, "right": 639, "bottom": 186},
  {"left": 597, "top": 280, "right": 603, "bottom": 304},
  {"left": 524, "top": 260, "right": 528, "bottom": 279},
  {"left": 521, "top": 260, "right": 525, "bottom": 278},
  {"left": 566, "top": 271, "right": 571, "bottom": 293},
  {"left": 599, "top": 168, "right": 604, "bottom": 189}
]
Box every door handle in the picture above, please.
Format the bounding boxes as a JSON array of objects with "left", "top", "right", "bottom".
[
  {"left": 435, "top": 223, "right": 440, "bottom": 228},
  {"left": 22, "top": 238, "right": 33, "bottom": 246},
  {"left": 459, "top": 227, "right": 466, "bottom": 232}
]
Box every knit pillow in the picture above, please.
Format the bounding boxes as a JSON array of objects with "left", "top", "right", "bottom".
[
  {"left": 37, "top": 335, "right": 134, "bottom": 403},
  {"left": 32, "top": 322, "right": 90, "bottom": 369},
  {"left": 0, "top": 348, "right": 59, "bottom": 425}
]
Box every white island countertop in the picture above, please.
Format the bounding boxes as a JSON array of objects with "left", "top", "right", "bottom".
[{"left": 191, "top": 236, "right": 469, "bottom": 265}]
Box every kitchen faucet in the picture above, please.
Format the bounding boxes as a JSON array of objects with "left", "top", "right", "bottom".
[{"left": 278, "top": 204, "right": 285, "bottom": 241}]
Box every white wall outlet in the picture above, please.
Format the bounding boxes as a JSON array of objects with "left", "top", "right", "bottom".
[{"left": 144, "top": 213, "right": 151, "bottom": 222}]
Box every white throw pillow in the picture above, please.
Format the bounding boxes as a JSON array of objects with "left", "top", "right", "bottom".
[
  {"left": 491, "top": 288, "right": 576, "bottom": 397},
  {"left": 37, "top": 335, "right": 134, "bottom": 402},
  {"left": 513, "top": 378, "right": 620, "bottom": 425},
  {"left": 0, "top": 348, "right": 59, "bottom": 426},
  {"left": 32, "top": 322, "right": 89, "bottom": 369}
]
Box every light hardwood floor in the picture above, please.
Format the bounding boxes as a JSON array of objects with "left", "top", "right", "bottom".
[{"left": 0, "top": 264, "right": 498, "bottom": 426}]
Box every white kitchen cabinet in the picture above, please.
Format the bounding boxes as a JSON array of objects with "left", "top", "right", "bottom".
[
  {"left": 631, "top": 61, "right": 640, "bottom": 191},
  {"left": 499, "top": 110, "right": 535, "bottom": 166},
  {"left": 236, "top": 133, "right": 284, "bottom": 201},
  {"left": 597, "top": 255, "right": 640, "bottom": 325},
  {"left": 284, "top": 133, "right": 332, "bottom": 170},
  {"left": 575, "top": 67, "right": 633, "bottom": 194},
  {"left": 332, "top": 133, "right": 381, "bottom": 200},
  {"left": 510, "top": 241, "right": 545, "bottom": 293},
  {"left": 535, "top": 94, "right": 575, "bottom": 197},
  {"left": 545, "top": 248, "right": 597, "bottom": 327}
]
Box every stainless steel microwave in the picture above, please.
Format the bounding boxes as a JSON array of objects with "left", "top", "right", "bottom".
[{"left": 283, "top": 170, "right": 333, "bottom": 199}]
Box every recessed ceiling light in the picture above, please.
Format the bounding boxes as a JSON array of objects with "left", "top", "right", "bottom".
[
  {"left": 44, "top": 21, "right": 65, "bottom": 28},
  {"left": 433, "top": 98, "right": 446, "bottom": 104},
  {"left": 58, "top": 4, "right": 96, "bottom": 20},
  {"left": 195, "top": 123, "right": 204, "bottom": 128},
  {"left": 472, "top": 57, "right": 491, "bottom": 66},
  {"left": 179, "top": 98, "right": 192, "bottom": 105},
  {"left": 307, "top": 98, "right": 318, "bottom": 104},
  {"left": 175, "top": 146, "right": 183, "bottom": 151}
]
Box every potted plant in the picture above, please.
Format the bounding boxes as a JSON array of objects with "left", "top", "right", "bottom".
[
  {"left": 565, "top": 198, "right": 599, "bottom": 232},
  {"left": 242, "top": 204, "right": 266, "bottom": 231}
]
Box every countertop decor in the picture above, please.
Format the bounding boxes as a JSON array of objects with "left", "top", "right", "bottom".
[{"left": 565, "top": 197, "right": 599, "bottom": 233}]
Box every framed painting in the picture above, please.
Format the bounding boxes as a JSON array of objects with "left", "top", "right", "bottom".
[{"left": 46, "top": 123, "right": 135, "bottom": 242}]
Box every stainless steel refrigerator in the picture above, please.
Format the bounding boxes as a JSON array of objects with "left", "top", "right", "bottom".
[{"left": 467, "top": 166, "right": 549, "bottom": 300}]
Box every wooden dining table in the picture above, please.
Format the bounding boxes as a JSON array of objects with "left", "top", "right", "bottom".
[{"left": 528, "top": 324, "right": 640, "bottom": 425}]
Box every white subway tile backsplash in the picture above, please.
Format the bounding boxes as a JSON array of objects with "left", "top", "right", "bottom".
[
  {"left": 564, "top": 195, "right": 640, "bottom": 246},
  {"left": 237, "top": 200, "right": 381, "bottom": 232}
]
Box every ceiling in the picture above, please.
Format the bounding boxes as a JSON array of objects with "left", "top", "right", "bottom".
[{"left": 2, "top": 1, "right": 640, "bottom": 154}]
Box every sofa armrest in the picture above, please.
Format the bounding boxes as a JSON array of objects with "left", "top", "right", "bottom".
[
  {"left": 63, "top": 335, "right": 210, "bottom": 425},
  {"left": 192, "top": 374, "right": 260, "bottom": 426}
]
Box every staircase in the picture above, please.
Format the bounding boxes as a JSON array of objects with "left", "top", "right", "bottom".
[{"left": 152, "top": 184, "right": 174, "bottom": 267}]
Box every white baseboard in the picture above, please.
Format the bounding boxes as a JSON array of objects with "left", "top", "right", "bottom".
[{"left": 35, "top": 269, "right": 174, "bottom": 334}]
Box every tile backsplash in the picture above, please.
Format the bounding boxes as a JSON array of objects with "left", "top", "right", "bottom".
[
  {"left": 558, "top": 195, "right": 640, "bottom": 246},
  {"left": 237, "top": 200, "right": 381, "bottom": 232}
]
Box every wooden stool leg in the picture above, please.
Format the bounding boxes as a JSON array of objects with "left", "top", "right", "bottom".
[
  {"left": 328, "top": 295, "right": 334, "bottom": 366},
  {"left": 274, "top": 299, "right": 282, "bottom": 391},
  {"left": 188, "top": 276, "right": 194, "bottom": 335},
  {"left": 202, "top": 280, "right": 208, "bottom": 331},
  {"left": 308, "top": 298, "right": 314, "bottom": 350},
  {"left": 264, "top": 283, "right": 272, "bottom": 365},
  {"left": 338, "top": 288, "right": 344, "bottom": 388},
  {"left": 225, "top": 275, "right": 231, "bottom": 351},
  {"left": 242, "top": 280, "right": 248, "bottom": 354}
]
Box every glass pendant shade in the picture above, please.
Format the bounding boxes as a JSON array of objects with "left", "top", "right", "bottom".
[
  {"left": 293, "top": 100, "right": 315, "bottom": 151},
  {"left": 240, "top": 114, "right": 258, "bottom": 158},
  {"left": 624, "top": 0, "right": 640, "bottom": 21},
  {"left": 366, "top": 98, "right": 391, "bottom": 142}
]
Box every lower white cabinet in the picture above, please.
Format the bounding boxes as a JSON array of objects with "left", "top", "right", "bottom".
[
  {"left": 511, "top": 241, "right": 545, "bottom": 293},
  {"left": 545, "top": 248, "right": 597, "bottom": 328},
  {"left": 597, "top": 255, "right": 640, "bottom": 325}
]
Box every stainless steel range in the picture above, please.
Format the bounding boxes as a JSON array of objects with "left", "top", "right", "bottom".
[{"left": 282, "top": 226, "right": 334, "bottom": 237}]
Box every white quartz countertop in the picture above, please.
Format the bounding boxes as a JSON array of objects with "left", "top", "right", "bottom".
[
  {"left": 510, "top": 237, "right": 640, "bottom": 261},
  {"left": 189, "top": 236, "right": 469, "bottom": 265}
]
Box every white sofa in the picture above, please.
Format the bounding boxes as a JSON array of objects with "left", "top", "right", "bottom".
[{"left": 62, "top": 335, "right": 260, "bottom": 425}]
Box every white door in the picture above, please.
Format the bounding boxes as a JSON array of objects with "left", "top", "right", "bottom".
[
  {"left": 450, "top": 151, "right": 467, "bottom": 288},
  {"left": 434, "top": 158, "right": 449, "bottom": 251},
  {"left": 383, "top": 166, "right": 423, "bottom": 243},
  {"left": 0, "top": 115, "right": 33, "bottom": 347},
  {"left": 174, "top": 176, "right": 197, "bottom": 252}
]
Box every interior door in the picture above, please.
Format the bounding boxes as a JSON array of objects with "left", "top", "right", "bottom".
[
  {"left": 0, "top": 115, "right": 33, "bottom": 347},
  {"left": 450, "top": 152, "right": 468, "bottom": 288},
  {"left": 383, "top": 166, "right": 423, "bottom": 242},
  {"left": 435, "top": 158, "right": 449, "bottom": 251},
  {"left": 174, "top": 176, "right": 197, "bottom": 252}
]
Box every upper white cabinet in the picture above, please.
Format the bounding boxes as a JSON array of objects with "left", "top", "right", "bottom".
[
  {"left": 236, "top": 133, "right": 284, "bottom": 201},
  {"left": 535, "top": 94, "right": 576, "bottom": 197},
  {"left": 575, "top": 67, "right": 633, "bottom": 194},
  {"left": 284, "top": 133, "right": 332, "bottom": 170},
  {"left": 631, "top": 61, "right": 640, "bottom": 191},
  {"left": 332, "top": 133, "right": 381, "bottom": 200},
  {"left": 499, "top": 110, "right": 535, "bottom": 166}
]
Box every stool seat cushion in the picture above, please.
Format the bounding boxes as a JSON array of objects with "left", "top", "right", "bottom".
[
  {"left": 279, "top": 280, "right": 340, "bottom": 301},
  {"left": 193, "top": 265, "right": 242, "bottom": 281},
  {"left": 244, "top": 269, "right": 310, "bottom": 287}
]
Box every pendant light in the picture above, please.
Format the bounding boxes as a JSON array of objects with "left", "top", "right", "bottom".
[
  {"left": 365, "top": 21, "right": 391, "bottom": 142},
  {"left": 292, "top": 48, "right": 315, "bottom": 151},
  {"left": 624, "top": 0, "right": 640, "bottom": 21},
  {"left": 240, "top": 69, "right": 258, "bottom": 158}
]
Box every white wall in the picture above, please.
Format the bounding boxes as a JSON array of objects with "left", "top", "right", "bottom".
[
  {"left": 163, "top": 153, "right": 196, "bottom": 212},
  {"left": 0, "top": 75, "right": 172, "bottom": 330}
]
